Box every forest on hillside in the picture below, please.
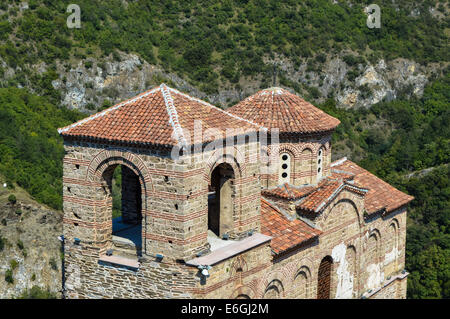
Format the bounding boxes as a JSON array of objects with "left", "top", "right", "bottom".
[
  {"left": 0, "top": 0, "right": 448, "bottom": 299},
  {"left": 0, "top": 0, "right": 448, "bottom": 98}
]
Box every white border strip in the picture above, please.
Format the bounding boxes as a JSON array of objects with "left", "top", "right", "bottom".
[{"left": 160, "top": 84, "right": 188, "bottom": 148}]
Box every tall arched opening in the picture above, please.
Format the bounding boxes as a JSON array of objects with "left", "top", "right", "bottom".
[
  {"left": 317, "top": 255, "right": 333, "bottom": 299},
  {"left": 103, "top": 164, "right": 143, "bottom": 257},
  {"left": 208, "top": 163, "right": 235, "bottom": 239}
]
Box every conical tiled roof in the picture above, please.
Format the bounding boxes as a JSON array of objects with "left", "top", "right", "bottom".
[
  {"left": 227, "top": 87, "right": 340, "bottom": 134},
  {"left": 58, "top": 84, "right": 261, "bottom": 147}
]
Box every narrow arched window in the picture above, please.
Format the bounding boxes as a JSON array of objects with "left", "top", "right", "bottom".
[{"left": 278, "top": 152, "right": 291, "bottom": 184}]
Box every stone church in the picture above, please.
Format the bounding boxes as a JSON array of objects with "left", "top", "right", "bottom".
[{"left": 58, "top": 84, "right": 413, "bottom": 299}]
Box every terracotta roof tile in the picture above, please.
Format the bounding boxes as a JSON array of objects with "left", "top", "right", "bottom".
[
  {"left": 58, "top": 84, "right": 261, "bottom": 147},
  {"left": 260, "top": 199, "right": 321, "bottom": 254},
  {"left": 262, "top": 183, "right": 316, "bottom": 200},
  {"left": 331, "top": 158, "right": 414, "bottom": 214},
  {"left": 297, "top": 180, "right": 343, "bottom": 212},
  {"left": 227, "top": 87, "right": 340, "bottom": 134}
]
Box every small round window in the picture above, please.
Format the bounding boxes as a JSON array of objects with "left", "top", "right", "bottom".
[
  {"left": 317, "top": 147, "right": 324, "bottom": 180},
  {"left": 279, "top": 153, "right": 291, "bottom": 184}
]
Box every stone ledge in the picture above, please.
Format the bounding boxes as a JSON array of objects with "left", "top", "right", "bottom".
[
  {"left": 98, "top": 254, "right": 140, "bottom": 270},
  {"left": 186, "top": 233, "right": 272, "bottom": 267},
  {"left": 362, "top": 271, "right": 408, "bottom": 299}
]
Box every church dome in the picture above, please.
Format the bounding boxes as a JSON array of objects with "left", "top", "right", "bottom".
[{"left": 227, "top": 87, "right": 340, "bottom": 134}]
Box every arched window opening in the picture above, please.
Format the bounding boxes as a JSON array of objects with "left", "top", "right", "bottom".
[
  {"left": 317, "top": 147, "right": 324, "bottom": 180},
  {"left": 105, "top": 165, "right": 142, "bottom": 257},
  {"left": 278, "top": 152, "right": 291, "bottom": 185},
  {"left": 208, "top": 163, "right": 235, "bottom": 240},
  {"left": 317, "top": 256, "right": 333, "bottom": 299}
]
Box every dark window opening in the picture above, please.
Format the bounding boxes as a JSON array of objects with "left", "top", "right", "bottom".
[
  {"left": 108, "top": 165, "right": 142, "bottom": 257},
  {"left": 208, "top": 163, "right": 234, "bottom": 238},
  {"left": 317, "top": 256, "right": 333, "bottom": 299}
]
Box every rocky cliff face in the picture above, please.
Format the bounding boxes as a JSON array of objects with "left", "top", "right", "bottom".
[
  {"left": 3, "top": 51, "right": 444, "bottom": 113},
  {"left": 0, "top": 198, "right": 62, "bottom": 298},
  {"left": 277, "top": 55, "right": 443, "bottom": 108}
]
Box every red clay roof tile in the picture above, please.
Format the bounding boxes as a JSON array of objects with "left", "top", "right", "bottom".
[
  {"left": 58, "top": 84, "right": 261, "bottom": 147},
  {"left": 227, "top": 87, "right": 340, "bottom": 134},
  {"left": 331, "top": 158, "right": 414, "bottom": 214},
  {"left": 262, "top": 183, "right": 316, "bottom": 200},
  {"left": 260, "top": 198, "right": 321, "bottom": 254}
]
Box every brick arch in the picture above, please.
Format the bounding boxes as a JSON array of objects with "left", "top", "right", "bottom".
[
  {"left": 368, "top": 229, "right": 382, "bottom": 263},
  {"left": 389, "top": 218, "right": 400, "bottom": 230},
  {"left": 299, "top": 146, "right": 314, "bottom": 183},
  {"left": 323, "top": 198, "right": 363, "bottom": 228},
  {"left": 229, "top": 285, "right": 256, "bottom": 299},
  {"left": 83, "top": 149, "right": 153, "bottom": 255},
  {"left": 299, "top": 142, "right": 318, "bottom": 154},
  {"left": 262, "top": 279, "right": 285, "bottom": 299},
  {"left": 278, "top": 144, "right": 299, "bottom": 157},
  {"left": 317, "top": 255, "right": 333, "bottom": 299},
  {"left": 257, "top": 270, "right": 287, "bottom": 298},
  {"left": 292, "top": 265, "right": 313, "bottom": 298},
  {"left": 287, "top": 256, "right": 315, "bottom": 282},
  {"left": 386, "top": 219, "right": 400, "bottom": 270},
  {"left": 229, "top": 256, "right": 249, "bottom": 278},
  {"left": 86, "top": 149, "right": 153, "bottom": 192},
  {"left": 204, "top": 149, "right": 244, "bottom": 181}
]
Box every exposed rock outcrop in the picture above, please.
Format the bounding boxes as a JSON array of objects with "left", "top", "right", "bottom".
[{"left": 0, "top": 200, "right": 62, "bottom": 298}]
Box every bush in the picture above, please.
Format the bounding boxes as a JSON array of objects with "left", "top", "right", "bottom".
[
  {"left": 0, "top": 235, "right": 5, "bottom": 251},
  {"left": 5, "top": 269, "right": 13, "bottom": 284},
  {"left": 18, "top": 286, "right": 57, "bottom": 299},
  {"left": 17, "top": 239, "right": 24, "bottom": 250},
  {"left": 8, "top": 194, "right": 16, "bottom": 204},
  {"left": 9, "top": 259, "right": 18, "bottom": 270}
]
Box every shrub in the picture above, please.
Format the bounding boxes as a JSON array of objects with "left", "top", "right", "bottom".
[
  {"left": 8, "top": 194, "right": 16, "bottom": 204},
  {"left": 5, "top": 269, "right": 13, "bottom": 284},
  {"left": 18, "top": 286, "right": 57, "bottom": 299},
  {"left": 49, "top": 257, "right": 58, "bottom": 271},
  {"left": 17, "top": 239, "right": 24, "bottom": 250},
  {"left": 10, "top": 259, "right": 18, "bottom": 270},
  {"left": 0, "top": 236, "right": 5, "bottom": 251}
]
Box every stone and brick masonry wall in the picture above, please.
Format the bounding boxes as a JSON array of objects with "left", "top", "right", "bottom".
[
  {"left": 62, "top": 137, "right": 407, "bottom": 299},
  {"left": 63, "top": 138, "right": 263, "bottom": 298},
  {"left": 262, "top": 133, "right": 332, "bottom": 189}
]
